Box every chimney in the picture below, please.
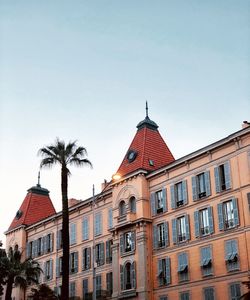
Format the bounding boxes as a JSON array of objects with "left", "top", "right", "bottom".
[
  {"left": 101, "top": 179, "right": 108, "bottom": 191},
  {"left": 68, "top": 198, "right": 81, "bottom": 207},
  {"left": 242, "top": 121, "right": 250, "bottom": 129}
]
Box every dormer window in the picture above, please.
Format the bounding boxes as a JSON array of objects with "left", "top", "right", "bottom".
[{"left": 15, "top": 210, "right": 22, "bottom": 220}]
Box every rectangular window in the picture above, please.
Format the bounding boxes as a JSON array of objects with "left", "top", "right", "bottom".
[
  {"left": 70, "top": 251, "right": 78, "bottom": 274},
  {"left": 218, "top": 198, "right": 239, "bottom": 231},
  {"left": 106, "top": 272, "right": 113, "bottom": 296},
  {"left": 160, "top": 297, "right": 168, "bottom": 300},
  {"left": 82, "top": 247, "right": 91, "bottom": 271},
  {"left": 95, "top": 212, "right": 102, "bottom": 236},
  {"left": 214, "top": 161, "right": 231, "bottom": 193},
  {"left": 106, "top": 240, "right": 113, "bottom": 264},
  {"left": 204, "top": 287, "right": 215, "bottom": 300},
  {"left": 43, "top": 233, "right": 53, "bottom": 254},
  {"left": 200, "top": 246, "right": 213, "bottom": 276},
  {"left": 108, "top": 208, "right": 113, "bottom": 229},
  {"left": 153, "top": 222, "right": 168, "bottom": 249},
  {"left": 56, "top": 230, "right": 62, "bottom": 250},
  {"left": 96, "top": 275, "right": 102, "bottom": 296},
  {"left": 83, "top": 279, "right": 88, "bottom": 299},
  {"left": 56, "top": 257, "right": 63, "bottom": 277},
  {"left": 95, "top": 242, "right": 105, "bottom": 266},
  {"left": 172, "top": 216, "right": 190, "bottom": 244},
  {"left": 120, "top": 261, "right": 136, "bottom": 291},
  {"left": 178, "top": 253, "right": 188, "bottom": 282},
  {"left": 180, "top": 291, "right": 189, "bottom": 300},
  {"left": 171, "top": 181, "right": 188, "bottom": 209},
  {"left": 151, "top": 188, "right": 167, "bottom": 216},
  {"left": 37, "top": 238, "right": 42, "bottom": 256},
  {"left": 82, "top": 217, "right": 89, "bottom": 241},
  {"left": 69, "top": 281, "right": 76, "bottom": 298},
  {"left": 120, "top": 231, "right": 136, "bottom": 254},
  {"left": 192, "top": 171, "right": 211, "bottom": 200},
  {"left": 194, "top": 207, "right": 214, "bottom": 237},
  {"left": 230, "top": 283, "right": 241, "bottom": 300},
  {"left": 44, "top": 259, "right": 53, "bottom": 281},
  {"left": 70, "top": 223, "right": 76, "bottom": 245},
  {"left": 158, "top": 257, "right": 171, "bottom": 286},
  {"left": 225, "top": 240, "right": 239, "bottom": 271}
]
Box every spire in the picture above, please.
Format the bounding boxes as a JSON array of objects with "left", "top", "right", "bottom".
[
  {"left": 146, "top": 101, "right": 148, "bottom": 118},
  {"left": 136, "top": 101, "right": 158, "bottom": 131},
  {"left": 37, "top": 171, "right": 41, "bottom": 187}
]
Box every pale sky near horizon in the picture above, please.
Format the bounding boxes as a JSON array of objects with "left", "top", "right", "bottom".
[{"left": 0, "top": 1, "right": 249, "bottom": 247}]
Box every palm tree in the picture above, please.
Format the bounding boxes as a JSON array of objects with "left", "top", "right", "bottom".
[
  {"left": 29, "top": 283, "right": 58, "bottom": 300},
  {"left": 38, "top": 139, "right": 92, "bottom": 300},
  {"left": 1, "top": 246, "right": 41, "bottom": 300}
]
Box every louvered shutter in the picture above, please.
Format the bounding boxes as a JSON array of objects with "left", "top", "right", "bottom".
[
  {"left": 38, "top": 261, "right": 43, "bottom": 283},
  {"left": 162, "top": 188, "right": 167, "bottom": 212},
  {"left": 224, "top": 161, "right": 231, "bottom": 190},
  {"left": 204, "top": 288, "right": 214, "bottom": 300},
  {"left": 56, "top": 231, "right": 60, "bottom": 249},
  {"left": 87, "top": 247, "right": 91, "bottom": 269},
  {"left": 50, "top": 233, "right": 54, "bottom": 251},
  {"left": 204, "top": 171, "right": 211, "bottom": 197},
  {"left": 150, "top": 193, "right": 156, "bottom": 216},
  {"left": 230, "top": 283, "right": 241, "bottom": 299},
  {"left": 185, "top": 215, "right": 190, "bottom": 240},
  {"left": 106, "top": 241, "right": 110, "bottom": 263},
  {"left": 120, "top": 265, "right": 124, "bottom": 290},
  {"left": 49, "top": 259, "right": 53, "bottom": 280},
  {"left": 182, "top": 180, "right": 188, "bottom": 205},
  {"left": 100, "top": 242, "right": 105, "bottom": 265},
  {"left": 214, "top": 166, "right": 221, "bottom": 193},
  {"left": 158, "top": 259, "right": 163, "bottom": 286},
  {"left": 56, "top": 258, "right": 60, "bottom": 277},
  {"left": 153, "top": 225, "right": 158, "bottom": 249},
  {"left": 32, "top": 241, "right": 36, "bottom": 258},
  {"left": 217, "top": 203, "right": 224, "bottom": 230},
  {"left": 82, "top": 249, "right": 86, "bottom": 270},
  {"left": 120, "top": 234, "right": 124, "bottom": 254},
  {"left": 165, "top": 257, "right": 171, "bottom": 284},
  {"left": 43, "top": 262, "right": 47, "bottom": 281},
  {"left": 194, "top": 211, "right": 200, "bottom": 237},
  {"left": 172, "top": 219, "right": 177, "bottom": 244},
  {"left": 225, "top": 240, "right": 232, "bottom": 261},
  {"left": 232, "top": 198, "right": 239, "bottom": 226},
  {"left": 131, "top": 231, "right": 136, "bottom": 251},
  {"left": 164, "top": 222, "right": 169, "bottom": 247},
  {"left": 26, "top": 242, "right": 30, "bottom": 258},
  {"left": 131, "top": 261, "right": 136, "bottom": 289},
  {"left": 40, "top": 237, "right": 44, "bottom": 255},
  {"left": 75, "top": 252, "right": 79, "bottom": 272},
  {"left": 106, "top": 272, "right": 112, "bottom": 294},
  {"left": 208, "top": 207, "right": 214, "bottom": 234},
  {"left": 70, "top": 223, "right": 76, "bottom": 245},
  {"left": 108, "top": 208, "right": 113, "bottom": 229},
  {"left": 82, "top": 218, "right": 89, "bottom": 240},
  {"left": 232, "top": 240, "right": 238, "bottom": 256},
  {"left": 170, "top": 185, "right": 176, "bottom": 209},
  {"left": 192, "top": 176, "right": 198, "bottom": 201},
  {"left": 83, "top": 279, "right": 88, "bottom": 297}
]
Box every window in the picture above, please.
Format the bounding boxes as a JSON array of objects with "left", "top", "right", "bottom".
[
  {"left": 70, "top": 251, "right": 78, "bottom": 274},
  {"left": 214, "top": 161, "right": 231, "bottom": 193},
  {"left": 106, "top": 240, "right": 113, "bottom": 263},
  {"left": 70, "top": 223, "right": 76, "bottom": 245},
  {"left": 43, "top": 233, "right": 53, "bottom": 253},
  {"left": 69, "top": 281, "right": 76, "bottom": 298},
  {"left": 82, "top": 247, "right": 91, "bottom": 271},
  {"left": 247, "top": 193, "right": 250, "bottom": 212},
  {"left": 225, "top": 240, "right": 239, "bottom": 271},
  {"left": 56, "top": 257, "right": 63, "bottom": 277},
  {"left": 153, "top": 222, "right": 169, "bottom": 249},
  {"left": 56, "top": 230, "right": 63, "bottom": 250},
  {"left": 160, "top": 297, "right": 168, "bottom": 300},
  {"left": 37, "top": 238, "right": 42, "bottom": 256},
  {"left": 44, "top": 259, "right": 53, "bottom": 281},
  {"left": 82, "top": 217, "right": 89, "bottom": 240},
  {"left": 158, "top": 257, "right": 171, "bottom": 286},
  {"left": 108, "top": 208, "right": 113, "bottom": 229},
  {"left": 171, "top": 181, "right": 188, "bottom": 209},
  {"left": 151, "top": 188, "right": 167, "bottom": 216},
  {"left": 120, "top": 261, "right": 136, "bottom": 290},
  {"left": 119, "top": 201, "right": 126, "bottom": 216},
  {"left": 194, "top": 207, "right": 214, "bottom": 237},
  {"left": 204, "top": 287, "right": 215, "bottom": 300},
  {"left": 95, "top": 242, "right": 105, "bottom": 266},
  {"left": 106, "top": 272, "right": 113, "bottom": 296},
  {"left": 230, "top": 283, "right": 241, "bottom": 300},
  {"left": 83, "top": 279, "right": 88, "bottom": 299},
  {"left": 95, "top": 212, "right": 102, "bottom": 236},
  {"left": 200, "top": 246, "right": 213, "bottom": 276},
  {"left": 192, "top": 171, "right": 211, "bottom": 200},
  {"left": 120, "top": 231, "right": 135, "bottom": 254},
  {"left": 178, "top": 253, "right": 188, "bottom": 282},
  {"left": 26, "top": 241, "right": 33, "bottom": 258},
  {"left": 180, "top": 291, "right": 189, "bottom": 300},
  {"left": 218, "top": 198, "right": 239, "bottom": 230},
  {"left": 96, "top": 275, "right": 102, "bottom": 295},
  {"left": 129, "top": 196, "right": 136, "bottom": 213},
  {"left": 172, "top": 215, "right": 190, "bottom": 244}
]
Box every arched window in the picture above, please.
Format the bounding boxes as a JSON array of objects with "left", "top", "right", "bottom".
[
  {"left": 120, "top": 261, "right": 136, "bottom": 291},
  {"left": 119, "top": 200, "right": 126, "bottom": 216},
  {"left": 125, "top": 262, "right": 132, "bottom": 289},
  {"left": 129, "top": 196, "right": 136, "bottom": 213}
]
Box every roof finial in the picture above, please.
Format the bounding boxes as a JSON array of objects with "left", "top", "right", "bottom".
[
  {"left": 146, "top": 101, "right": 148, "bottom": 118},
  {"left": 37, "top": 171, "right": 41, "bottom": 187}
]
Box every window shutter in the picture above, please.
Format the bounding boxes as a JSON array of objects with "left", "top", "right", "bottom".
[
  {"left": 164, "top": 222, "right": 169, "bottom": 246},
  {"left": 224, "top": 161, "right": 231, "bottom": 190},
  {"left": 49, "top": 259, "right": 53, "bottom": 280},
  {"left": 182, "top": 180, "right": 188, "bottom": 204},
  {"left": 204, "top": 171, "right": 211, "bottom": 197},
  {"left": 56, "top": 231, "right": 60, "bottom": 249},
  {"left": 100, "top": 213, "right": 103, "bottom": 235},
  {"left": 194, "top": 211, "right": 200, "bottom": 237},
  {"left": 95, "top": 214, "right": 98, "bottom": 236},
  {"left": 26, "top": 242, "right": 30, "bottom": 258},
  {"left": 131, "top": 231, "right": 136, "bottom": 251},
  {"left": 153, "top": 225, "right": 158, "bottom": 249},
  {"left": 106, "top": 241, "right": 110, "bottom": 263},
  {"left": 56, "top": 257, "right": 59, "bottom": 277},
  {"left": 100, "top": 242, "right": 105, "bottom": 265},
  {"left": 106, "top": 273, "right": 112, "bottom": 293},
  {"left": 208, "top": 207, "right": 214, "bottom": 234},
  {"left": 230, "top": 283, "right": 241, "bottom": 299},
  {"left": 217, "top": 203, "right": 224, "bottom": 231},
  {"left": 192, "top": 176, "right": 198, "bottom": 201},
  {"left": 204, "top": 288, "right": 214, "bottom": 300},
  {"left": 183, "top": 253, "right": 188, "bottom": 268},
  {"left": 87, "top": 247, "right": 91, "bottom": 269},
  {"left": 75, "top": 252, "right": 79, "bottom": 272},
  {"left": 170, "top": 185, "right": 176, "bottom": 209},
  {"left": 172, "top": 219, "right": 177, "bottom": 244},
  {"left": 232, "top": 198, "right": 239, "bottom": 226},
  {"left": 150, "top": 193, "right": 156, "bottom": 216},
  {"left": 131, "top": 261, "right": 136, "bottom": 289},
  {"left": 41, "top": 237, "right": 44, "bottom": 255},
  {"left": 201, "top": 247, "right": 206, "bottom": 266},
  {"left": 120, "top": 265, "right": 124, "bottom": 290},
  {"left": 225, "top": 240, "right": 232, "bottom": 261},
  {"left": 35, "top": 239, "right": 39, "bottom": 257},
  {"left": 158, "top": 259, "right": 163, "bottom": 285},
  {"left": 82, "top": 218, "right": 89, "bottom": 240},
  {"left": 231, "top": 240, "right": 238, "bottom": 256},
  {"left": 83, "top": 279, "right": 88, "bottom": 296},
  {"left": 162, "top": 188, "right": 167, "bottom": 212},
  {"left": 82, "top": 249, "right": 86, "bottom": 270},
  {"left": 32, "top": 241, "right": 36, "bottom": 258},
  {"left": 50, "top": 233, "right": 54, "bottom": 251},
  {"left": 120, "top": 234, "right": 124, "bottom": 254},
  {"left": 108, "top": 208, "right": 113, "bottom": 229},
  {"left": 178, "top": 253, "right": 182, "bottom": 271},
  {"left": 43, "top": 262, "right": 47, "bottom": 281},
  {"left": 38, "top": 261, "right": 43, "bottom": 283},
  {"left": 165, "top": 257, "right": 171, "bottom": 284},
  {"left": 185, "top": 215, "right": 190, "bottom": 240},
  {"left": 214, "top": 166, "right": 221, "bottom": 193},
  {"left": 70, "top": 223, "right": 76, "bottom": 245}
]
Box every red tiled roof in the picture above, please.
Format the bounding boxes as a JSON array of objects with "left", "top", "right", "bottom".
[
  {"left": 8, "top": 185, "right": 56, "bottom": 231},
  {"left": 116, "top": 119, "right": 175, "bottom": 177}
]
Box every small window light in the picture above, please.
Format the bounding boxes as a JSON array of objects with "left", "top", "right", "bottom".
[
  {"left": 15, "top": 210, "right": 23, "bottom": 220},
  {"left": 149, "top": 159, "right": 154, "bottom": 166}
]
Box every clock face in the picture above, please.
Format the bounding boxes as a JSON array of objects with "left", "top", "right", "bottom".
[{"left": 127, "top": 150, "right": 137, "bottom": 163}]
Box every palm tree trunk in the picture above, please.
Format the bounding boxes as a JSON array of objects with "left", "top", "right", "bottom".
[
  {"left": 61, "top": 165, "right": 69, "bottom": 300},
  {"left": 5, "top": 276, "right": 14, "bottom": 300}
]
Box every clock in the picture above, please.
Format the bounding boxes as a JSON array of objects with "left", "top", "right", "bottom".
[{"left": 127, "top": 149, "right": 137, "bottom": 163}]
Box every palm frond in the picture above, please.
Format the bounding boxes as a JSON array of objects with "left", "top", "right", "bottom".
[{"left": 68, "top": 158, "right": 93, "bottom": 168}]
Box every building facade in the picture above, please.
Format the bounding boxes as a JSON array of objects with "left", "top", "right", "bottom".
[{"left": 5, "top": 113, "right": 250, "bottom": 300}]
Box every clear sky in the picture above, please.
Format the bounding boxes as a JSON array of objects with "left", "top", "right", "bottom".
[{"left": 0, "top": 1, "right": 249, "bottom": 246}]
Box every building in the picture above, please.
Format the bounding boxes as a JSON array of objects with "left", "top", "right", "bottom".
[{"left": 5, "top": 111, "right": 250, "bottom": 300}]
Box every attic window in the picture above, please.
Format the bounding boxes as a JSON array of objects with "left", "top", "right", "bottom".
[
  {"left": 149, "top": 159, "right": 154, "bottom": 166},
  {"left": 127, "top": 150, "right": 137, "bottom": 163},
  {"left": 15, "top": 210, "right": 22, "bottom": 220}
]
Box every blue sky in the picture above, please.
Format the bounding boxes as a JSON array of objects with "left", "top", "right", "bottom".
[{"left": 0, "top": 1, "right": 249, "bottom": 245}]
